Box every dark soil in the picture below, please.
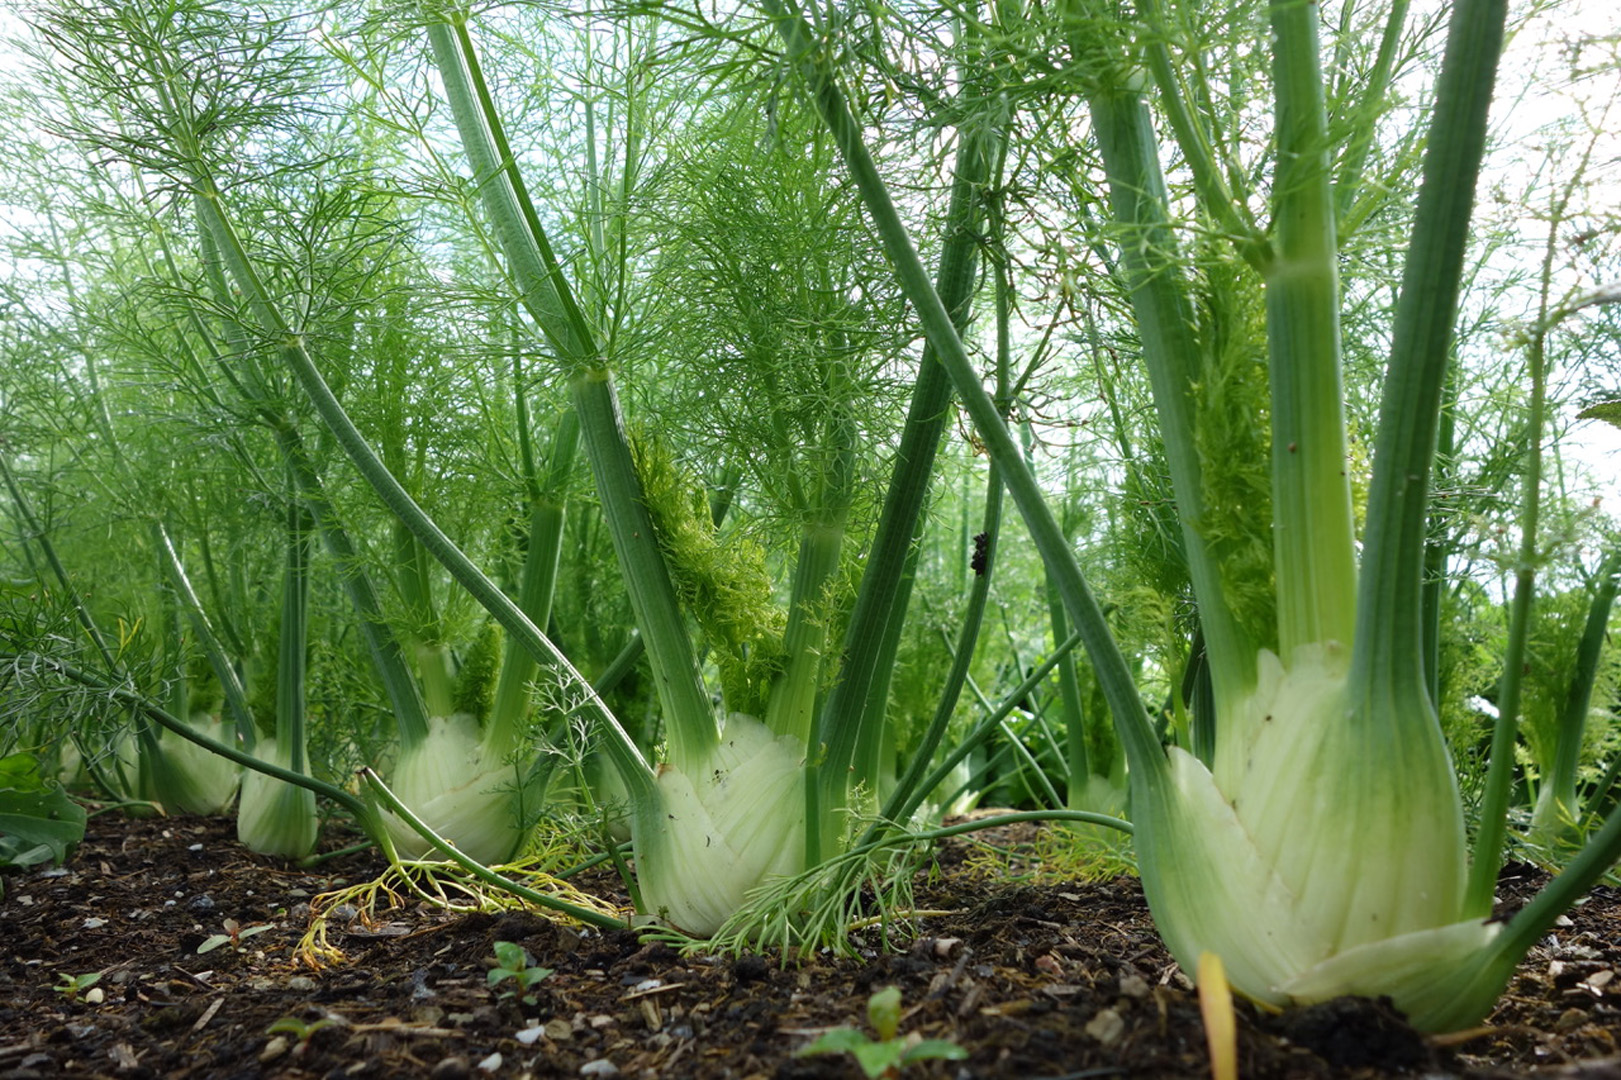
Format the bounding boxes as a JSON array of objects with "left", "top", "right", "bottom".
[{"left": 2, "top": 814, "right": 1618, "bottom": 1079}]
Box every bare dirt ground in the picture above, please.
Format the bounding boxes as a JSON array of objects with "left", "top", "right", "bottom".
[{"left": 1, "top": 813, "right": 1618, "bottom": 1079}]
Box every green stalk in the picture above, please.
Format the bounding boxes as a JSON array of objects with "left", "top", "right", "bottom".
[
  {"left": 272, "top": 425, "right": 432, "bottom": 748},
  {"left": 764, "top": 0, "right": 1162, "bottom": 782},
  {"left": 234, "top": 479, "right": 319, "bottom": 859},
  {"left": 155, "top": 524, "right": 255, "bottom": 747},
  {"left": 765, "top": 517, "right": 846, "bottom": 745},
  {"left": 908, "top": 629, "right": 1090, "bottom": 810},
  {"left": 1537, "top": 550, "right": 1621, "bottom": 835},
  {"left": 1136, "top": 0, "right": 1266, "bottom": 270},
  {"left": 358, "top": 767, "right": 629, "bottom": 930},
  {"left": 1049, "top": 576, "right": 1090, "bottom": 800},
  {"left": 876, "top": 468, "right": 1004, "bottom": 833},
  {"left": 1078, "top": 80, "right": 1258, "bottom": 715},
  {"left": 1266, "top": 0, "right": 1358, "bottom": 656},
  {"left": 487, "top": 409, "right": 579, "bottom": 755},
  {"left": 1345, "top": 0, "right": 1508, "bottom": 913},
  {"left": 189, "top": 183, "right": 653, "bottom": 804},
  {"left": 422, "top": 11, "right": 715, "bottom": 771},
  {"left": 810, "top": 111, "right": 995, "bottom": 858},
  {"left": 1333, "top": 0, "right": 1411, "bottom": 224},
  {"left": 276, "top": 494, "right": 314, "bottom": 777},
  {"left": 570, "top": 372, "right": 717, "bottom": 772},
  {"left": 396, "top": 521, "right": 455, "bottom": 718},
  {"left": 1421, "top": 361, "right": 1460, "bottom": 707}
]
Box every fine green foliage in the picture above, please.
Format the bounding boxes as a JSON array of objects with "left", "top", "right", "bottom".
[
  {"left": 632, "top": 435, "right": 785, "bottom": 717},
  {"left": 3, "top": 0, "right": 1619, "bottom": 1038}
]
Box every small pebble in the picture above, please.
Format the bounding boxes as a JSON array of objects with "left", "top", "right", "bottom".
[
  {"left": 429, "top": 1055, "right": 469, "bottom": 1080},
  {"left": 186, "top": 895, "right": 215, "bottom": 914},
  {"left": 1085, "top": 1007, "right": 1126, "bottom": 1047},
  {"left": 82, "top": 917, "right": 106, "bottom": 930},
  {"left": 579, "top": 1061, "right": 619, "bottom": 1078},
  {"left": 1118, "top": 972, "right": 1151, "bottom": 999},
  {"left": 476, "top": 1052, "right": 502, "bottom": 1073},
  {"left": 285, "top": 976, "right": 317, "bottom": 992},
  {"left": 1555, "top": 1008, "right": 1588, "bottom": 1033}
]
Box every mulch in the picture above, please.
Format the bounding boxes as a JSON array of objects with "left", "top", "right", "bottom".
[{"left": 1, "top": 813, "right": 1618, "bottom": 1079}]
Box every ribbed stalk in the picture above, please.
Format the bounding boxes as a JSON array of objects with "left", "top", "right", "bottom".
[
  {"left": 155, "top": 524, "right": 255, "bottom": 745},
  {"left": 1136, "top": 0, "right": 1266, "bottom": 270},
  {"left": 876, "top": 466, "right": 1004, "bottom": 833},
  {"left": 764, "top": 0, "right": 1163, "bottom": 783},
  {"left": 570, "top": 371, "right": 717, "bottom": 772},
  {"left": 1082, "top": 81, "right": 1258, "bottom": 717},
  {"left": 1355, "top": 0, "right": 1505, "bottom": 717},
  {"left": 488, "top": 409, "right": 580, "bottom": 756},
  {"left": 1535, "top": 550, "right": 1621, "bottom": 837},
  {"left": 276, "top": 495, "right": 313, "bottom": 778},
  {"left": 1338, "top": 0, "right": 1506, "bottom": 914},
  {"left": 190, "top": 181, "right": 654, "bottom": 803},
  {"left": 236, "top": 481, "right": 319, "bottom": 859},
  {"left": 423, "top": 10, "right": 716, "bottom": 772},
  {"left": 810, "top": 110, "right": 996, "bottom": 859},
  {"left": 765, "top": 518, "right": 846, "bottom": 746},
  {"left": 1334, "top": 0, "right": 1413, "bottom": 224},
  {"left": 1421, "top": 362, "right": 1460, "bottom": 706},
  {"left": 1266, "top": 0, "right": 1358, "bottom": 656},
  {"left": 271, "top": 424, "right": 432, "bottom": 748}
]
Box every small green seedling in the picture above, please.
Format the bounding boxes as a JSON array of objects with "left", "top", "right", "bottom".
[
  {"left": 266, "top": 1015, "right": 340, "bottom": 1059},
  {"left": 53, "top": 971, "right": 102, "bottom": 1002},
  {"left": 198, "top": 918, "right": 276, "bottom": 954},
  {"left": 487, "top": 940, "right": 553, "bottom": 1005},
  {"left": 797, "top": 985, "right": 967, "bottom": 1079}
]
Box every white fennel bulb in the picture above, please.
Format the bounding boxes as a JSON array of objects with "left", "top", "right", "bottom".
[
  {"left": 384, "top": 714, "right": 528, "bottom": 866},
  {"left": 1134, "top": 643, "right": 1499, "bottom": 1030},
  {"left": 635, "top": 713, "right": 806, "bottom": 936},
  {"left": 237, "top": 741, "right": 318, "bottom": 859},
  {"left": 151, "top": 713, "right": 241, "bottom": 816}
]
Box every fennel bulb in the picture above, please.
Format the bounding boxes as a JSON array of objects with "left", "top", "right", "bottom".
[
  {"left": 635, "top": 713, "right": 806, "bottom": 936},
  {"left": 237, "top": 741, "right": 319, "bottom": 859},
  {"left": 150, "top": 713, "right": 241, "bottom": 816},
  {"left": 1134, "top": 644, "right": 1500, "bottom": 1030},
  {"left": 384, "top": 714, "right": 530, "bottom": 866}
]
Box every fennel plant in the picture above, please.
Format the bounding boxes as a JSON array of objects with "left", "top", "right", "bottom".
[{"left": 763, "top": 0, "right": 1621, "bottom": 1032}]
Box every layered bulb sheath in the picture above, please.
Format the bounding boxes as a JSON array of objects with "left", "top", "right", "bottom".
[
  {"left": 237, "top": 741, "right": 319, "bottom": 859},
  {"left": 384, "top": 714, "right": 530, "bottom": 866},
  {"left": 634, "top": 713, "right": 806, "bottom": 937},
  {"left": 1133, "top": 644, "right": 1502, "bottom": 1031}
]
